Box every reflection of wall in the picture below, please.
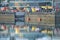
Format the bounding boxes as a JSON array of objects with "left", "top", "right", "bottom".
[
  {"left": 54, "top": 0, "right": 60, "bottom": 2},
  {"left": 0, "top": 14, "right": 15, "bottom": 24},
  {"left": 25, "top": 14, "right": 55, "bottom": 26}
]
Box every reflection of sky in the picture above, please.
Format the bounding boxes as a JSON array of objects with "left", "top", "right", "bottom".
[
  {"left": 0, "top": 38, "right": 10, "bottom": 40},
  {"left": 16, "top": 12, "right": 25, "bottom": 16},
  {"left": 9, "top": 0, "right": 52, "bottom": 7},
  {"left": 16, "top": 12, "right": 25, "bottom": 26},
  {"left": 1, "top": 1, "right": 8, "bottom": 7},
  {"left": 16, "top": 22, "right": 24, "bottom": 26},
  {"left": 15, "top": 38, "right": 28, "bottom": 40}
]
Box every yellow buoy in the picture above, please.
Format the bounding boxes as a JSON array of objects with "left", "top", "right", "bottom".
[
  {"left": 31, "top": 7, "right": 36, "bottom": 12},
  {"left": 32, "top": 26, "right": 36, "bottom": 31},
  {"left": 15, "top": 27, "right": 20, "bottom": 34}
]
